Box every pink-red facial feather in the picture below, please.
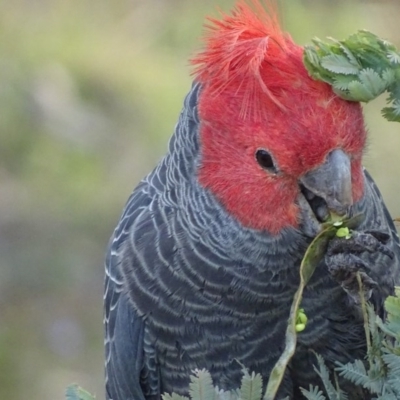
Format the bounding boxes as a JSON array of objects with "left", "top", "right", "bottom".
[{"left": 191, "top": 0, "right": 366, "bottom": 233}]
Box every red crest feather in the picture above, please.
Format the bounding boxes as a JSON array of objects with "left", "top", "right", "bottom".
[{"left": 191, "top": 0, "right": 305, "bottom": 120}]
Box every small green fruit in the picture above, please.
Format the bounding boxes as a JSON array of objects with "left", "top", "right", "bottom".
[
  {"left": 336, "top": 227, "right": 350, "bottom": 238},
  {"left": 295, "top": 308, "right": 308, "bottom": 332},
  {"left": 298, "top": 312, "right": 308, "bottom": 325}
]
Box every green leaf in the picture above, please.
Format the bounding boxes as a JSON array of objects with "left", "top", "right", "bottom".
[
  {"left": 358, "top": 68, "right": 388, "bottom": 96},
  {"left": 303, "top": 29, "right": 400, "bottom": 122},
  {"left": 65, "top": 385, "right": 96, "bottom": 400},
  {"left": 327, "top": 37, "right": 360, "bottom": 66},
  {"left": 312, "top": 37, "right": 334, "bottom": 54},
  {"left": 385, "top": 293, "right": 400, "bottom": 326},
  {"left": 387, "top": 50, "right": 400, "bottom": 65},
  {"left": 189, "top": 369, "right": 216, "bottom": 400},
  {"left": 347, "top": 80, "right": 375, "bottom": 102},
  {"left": 321, "top": 54, "right": 360, "bottom": 75},
  {"left": 304, "top": 46, "right": 333, "bottom": 82},
  {"left": 300, "top": 385, "right": 327, "bottom": 400},
  {"left": 333, "top": 75, "right": 358, "bottom": 91},
  {"left": 239, "top": 369, "right": 263, "bottom": 400},
  {"left": 382, "top": 100, "right": 400, "bottom": 122},
  {"left": 343, "top": 68, "right": 388, "bottom": 102},
  {"left": 382, "top": 68, "right": 397, "bottom": 86},
  {"left": 304, "top": 46, "right": 322, "bottom": 68},
  {"left": 383, "top": 353, "right": 400, "bottom": 390},
  {"left": 336, "top": 360, "right": 367, "bottom": 384},
  {"left": 313, "top": 354, "right": 343, "bottom": 400}
]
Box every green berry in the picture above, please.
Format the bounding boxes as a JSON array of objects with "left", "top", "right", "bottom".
[
  {"left": 336, "top": 227, "right": 350, "bottom": 238},
  {"left": 296, "top": 323, "right": 306, "bottom": 332},
  {"left": 298, "top": 312, "right": 308, "bottom": 325}
]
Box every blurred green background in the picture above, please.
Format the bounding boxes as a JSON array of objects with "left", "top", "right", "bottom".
[{"left": 1, "top": 0, "right": 399, "bottom": 399}]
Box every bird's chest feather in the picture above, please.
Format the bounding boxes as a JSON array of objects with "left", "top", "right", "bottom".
[
  {"left": 138, "top": 247, "right": 303, "bottom": 395},
  {"left": 122, "top": 190, "right": 357, "bottom": 396},
  {"left": 140, "top": 256, "right": 362, "bottom": 397}
]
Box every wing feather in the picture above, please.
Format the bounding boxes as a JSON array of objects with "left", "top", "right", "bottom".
[{"left": 104, "top": 185, "right": 155, "bottom": 400}]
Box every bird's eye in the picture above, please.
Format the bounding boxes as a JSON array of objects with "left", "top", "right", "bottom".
[{"left": 255, "top": 149, "right": 276, "bottom": 172}]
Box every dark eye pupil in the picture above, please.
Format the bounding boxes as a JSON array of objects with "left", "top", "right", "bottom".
[{"left": 256, "top": 149, "right": 275, "bottom": 171}]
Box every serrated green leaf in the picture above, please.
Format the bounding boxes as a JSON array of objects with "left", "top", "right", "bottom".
[
  {"left": 189, "top": 369, "right": 216, "bottom": 400},
  {"left": 383, "top": 353, "right": 400, "bottom": 383},
  {"left": 321, "top": 54, "right": 360, "bottom": 75},
  {"left": 382, "top": 68, "right": 397, "bottom": 86},
  {"left": 300, "top": 385, "right": 327, "bottom": 400},
  {"left": 327, "top": 37, "right": 360, "bottom": 66},
  {"left": 347, "top": 80, "right": 375, "bottom": 102},
  {"left": 385, "top": 295, "right": 400, "bottom": 319},
  {"left": 333, "top": 75, "right": 358, "bottom": 91},
  {"left": 348, "top": 30, "right": 382, "bottom": 50},
  {"left": 304, "top": 46, "right": 322, "bottom": 68},
  {"left": 336, "top": 360, "right": 370, "bottom": 388},
  {"left": 300, "top": 385, "right": 326, "bottom": 400},
  {"left": 313, "top": 354, "right": 342, "bottom": 400},
  {"left": 386, "top": 81, "right": 400, "bottom": 103},
  {"left": 358, "top": 68, "right": 387, "bottom": 96},
  {"left": 382, "top": 99, "right": 400, "bottom": 122},
  {"left": 239, "top": 369, "right": 263, "bottom": 400},
  {"left": 304, "top": 29, "right": 400, "bottom": 122},
  {"left": 303, "top": 49, "right": 335, "bottom": 83},
  {"left": 312, "top": 37, "right": 333, "bottom": 55},
  {"left": 382, "top": 106, "right": 400, "bottom": 122},
  {"left": 387, "top": 50, "right": 400, "bottom": 65},
  {"left": 382, "top": 107, "right": 400, "bottom": 122}
]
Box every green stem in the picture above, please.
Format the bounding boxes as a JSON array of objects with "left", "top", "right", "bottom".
[{"left": 356, "top": 272, "right": 372, "bottom": 370}]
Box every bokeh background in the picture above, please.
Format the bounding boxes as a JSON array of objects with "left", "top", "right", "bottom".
[{"left": 1, "top": 0, "right": 399, "bottom": 399}]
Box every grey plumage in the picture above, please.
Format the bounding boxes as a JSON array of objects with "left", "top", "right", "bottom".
[{"left": 104, "top": 83, "right": 400, "bottom": 399}]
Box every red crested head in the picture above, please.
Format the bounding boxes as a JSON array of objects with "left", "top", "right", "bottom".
[{"left": 191, "top": 0, "right": 366, "bottom": 234}]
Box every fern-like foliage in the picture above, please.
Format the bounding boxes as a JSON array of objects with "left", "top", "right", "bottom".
[
  {"left": 65, "top": 274, "right": 400, "bottom": 400},
  {"left": 303, "top": 30, "right": 400, "bottom": 122},
  {"left": 189, "top": 369, "right": 216, "bottom": 400},
  {"left": 311, "top": 354, "right": 342, "bottom": 400},
  {"left": 162, "top": 368, "right": 263, "bottom": 400},
  {"left": 240, "top": 369, "right": 263, "bottom": 400},
  {"left": 311, "top": 289, "right": 400, "bottom": 400},
  {"left": 63, "top": 291, "right": 400, "bottom": 400},
  {"left": 163, "top": 289, "right": 400, "bottom": 400},
  {"left": 300, "top": 385, "right": 327, "bottom": 400}
]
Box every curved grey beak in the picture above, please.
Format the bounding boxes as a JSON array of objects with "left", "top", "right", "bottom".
[{"left": 299, "top": 149, "right": 353, "bottom": 217}]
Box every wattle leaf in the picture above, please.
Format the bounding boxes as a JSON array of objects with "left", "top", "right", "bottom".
[
  {"left": 321, "top": 54, "right": 360, "bottom": 75},
  {"left": 303, "top": 30, "right": 400, "bottom": 123}
]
